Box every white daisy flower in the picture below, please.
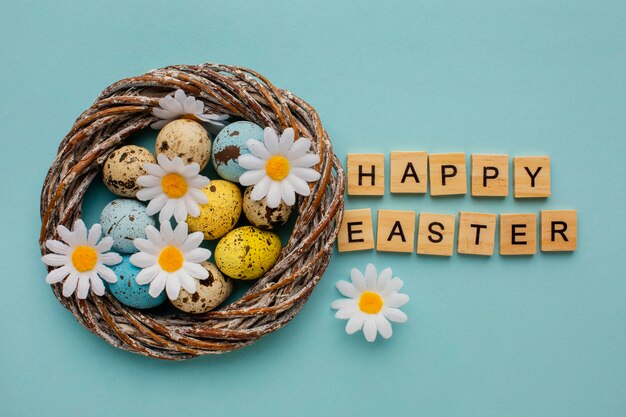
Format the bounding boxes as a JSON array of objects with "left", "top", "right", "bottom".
[
  {"left": 238, "top": 127, "right": 321, "bottom": 209},
  {"left": 136, "top": 154, "right": 210, "bottom": 224},
  {"left": 41, "top": 220, "right": 122, "bottom": 299},
  {"left": 130, "top": 222, "right": 212, "bottom": 300},
  {"left": 151, "top": 89, "right": 229, "bottom": 129},
  {"left": 331, "top": 264, "right": 409, "bottom": 342}
]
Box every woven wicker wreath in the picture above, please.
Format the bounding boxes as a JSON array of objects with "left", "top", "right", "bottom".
[{"left": 39, "top": 63, "right": 345, "bottom": 360}]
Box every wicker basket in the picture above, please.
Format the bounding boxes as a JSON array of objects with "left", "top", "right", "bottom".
[{"left": 39, "top": 63, "right": 345, "bottom": 360}]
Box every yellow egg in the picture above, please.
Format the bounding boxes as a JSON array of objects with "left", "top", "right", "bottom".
[
  {"left": 156, "top": 119, "right": 211, "bottom": 169},
  {"left": 186, "top": 180, "right": 242, "bottom": 240},
  {"left": 215, "top": 226, "right": 282, "bottom": 280},
  {"left": 103, "top": 145, "right": 156, "bottom": 197},
  {"left": 171, "top": 262, "right": 233, "bottom": 314}
]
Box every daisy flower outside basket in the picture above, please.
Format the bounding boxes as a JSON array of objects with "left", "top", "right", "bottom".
[{"left": 39, "top": 63, "right": 345, "bottom": 360}]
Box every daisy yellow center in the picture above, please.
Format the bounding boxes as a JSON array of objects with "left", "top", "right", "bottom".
[
  {"left": 71, "top": 246, "right": 98, "bottom": 272},
  {"left": 161, "top": 173, "right": 188, "bottom": 198},
  {"left": 158, "top": 246, "right": 184, "bottom": 272},
  {"left": 265, "top": 156, "right": 290, "bottom": 181},
  {"left": 358, "top": 291, "right": 384, "bottom": 314}
]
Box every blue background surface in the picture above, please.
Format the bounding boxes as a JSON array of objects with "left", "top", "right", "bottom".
[{"left": 1, "top": 1, "right": 625, "bottom": 416}]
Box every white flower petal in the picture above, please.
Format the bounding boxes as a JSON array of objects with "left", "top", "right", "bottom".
[
  {"left": 149, "top": 272, "right": 167, "bottom": 298},
  {"left": 240, "top": 169, "right": 266, "bottom": 186},
  {"left": 385, "top": 293, "right": 409, "bottom": 308},
  {"left": 184, "top": 195, "right": 201, "bottom": 218},
  {"left": 375, "top": 315, "right": 393, "bottom": 339},
  {"left": 279, "top": 180, "right": 296, "bottom": 206},
  {"left": 286, "top": 173, "right": 311, "bottom": 197},
  {"left": 266, "top": 181, "right": 282, "bottom": 209},
  {"left": 185, "top": 248, "right": 211, "bottom": 263},
  {"left": 345, "top": 313, "right": 366, "bottom": 335},
  {"left": 181, "top": 232, "right": 204, "bottom": 252},
  {"left": 137, "top": 186, "right": 163, "bottom": 202},
  {"left": 143, "top": 163, "right": 166, "bottom": 177},
  {"left": 173, "top": 222, "right": 189, "bottom": 246},
  {"left": 90, "top": 274, "right": 106, "bottom": 296},
  {"left": 350, "top": 268, "right": 367, "bottom": 292},
  {"left": 291, "top": 154, "right": 320, "bottom": 168},
  {"left": 166, "top": 275, "right": 181, "bottom": 300},
  {"left": 247, "top": 139, "right": 271, "bottom": 160},
  {"left": 181, "top": 163, "right": 201, "bottom": 177},
  {"left": 97, "top": 265, "right": 118, "bottom": 284},
  {"left": 130, "top": 252, "right": 156, "bottom": 269},
  {"left": 178, "top": 271, "right": 197, "bottom": 293},
  {"left": 184, "top": 262, "right": 209, "bottom": 280},
  {"left": 174, "top": 202, "right": 189, "bottom": 224},
  {"left": 174, "top": 89, "right": 186, "bottom": 103},
  {"left": 291, "top": 167, "right": 321, "bottom": 182},
  {"left": 363, "top": 316, "right": 378, "bottom": 342},
  {"left": 73, "top": 220, "right": 88, "bottom": 244},
  {"left": 263, "top": 127, "right": 280, "bottom": 153},
  {"left": 76, "top": 274, "right": 90, "bottom": 299},
  {"left": 96, "top": 237, "right": 114, "bottom": 253},
  {"left": 251, "top": 177, "right": 271, "bottom": 201},
  {"left": 145, "top": 194, "right": 168, "bottom": 216},
  {"left": 377, "top": 268, "right": 393, "bottom": 292},
  {"left": 87, "top": 224, "right": 102, "bottom": 246},
  {"left": 62, "top": 273, "right": 79, "bottom": 297},
  {"left": 156, "top": 153, "right": 174, "bottom": 171},
  {"left": 145, "top": 225, "right": 165, "bottom": 248},
  {"left": 100, "top": 252, "right": 122, "bottom": 266},
  {"left": 159, "top": 200, "right": 176, "bottom": 224},
  {"left": 335, "top": 305, "right": 358, "bottom": 319},
  {"left": 152, "top": 107, "right": 175, "bottom": 119},
  {"left": 238, "top": 154, "right": 266, "bottom": 170},
  {"left": 137, "top": 175, "right": 161, "bottom": 188},
  {"left": 45, "top": 240, "right": 70, "bottom": 255},
  {"left": 287, "top": 138, "right": 312, "bottom": 159},
  {"left": 56, "top": 225, "right": 75, "bottom": 246},
  {"left": 183, "top": 95, "right": 197, "bottom": 114},
  {"left": 188, "top": 176, "right": 210, "bottom": 189},
  {"left": 278, "top": 128, "right": 295, "bottom": 155},
  {"left": 42, "top": 254, "right": 67, "bottom": 267},
  {"left": 364, "top": 264, "right": 378, "bottom": 289},
  {"left": 336, "top": 280, "right": 359, "bottom": 299},
  {"left": 45, "top": 265, "right": 70, "bottom": 284},
  {"left": 331, "top": 298, "right": 356, "bottom": 310},
  {"left": 383, "top": 278, "right": 404, "bottom": 295},
  {"left": 136, "top": 265, "right": 160, "bottom": 285},
  {"left": 384, "top": 308, "right": 408, "bottom": 323},
  {"left": 133, "top": 238, "right": 158, "bottom": 255}
]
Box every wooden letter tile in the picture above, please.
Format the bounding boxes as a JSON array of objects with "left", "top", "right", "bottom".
[
  {"left": 500, "top": 213, "right": 537, "bottom": 255},
  {"left": 337, "top": 209, "right": 375, "bottom": 252},
  {"left": 514, "top": 156, "right": 551, "bottom": 198},
  {"left": 390, "top": 151, "right": 428, "bottom": 193},
  {"left": 347, "top": 154, "right": 385, "bottom": 196},
  {"left": 429, "top": 153, "right": 467, "bottom": 196},
  {"left": 457, "top": 212, "right": 497, "bottom": 256},
  {"left": 471, "top": 154, "right": 509, "bottom": 197},
  {"left": 376, "top": 210, "right": 416, "bottom": 253},
  {"left": 417, "top": 213, "right": 456, "bottom": 256},
  {"left": 540, "top": 210, "right": 577, "bottom": 252}
]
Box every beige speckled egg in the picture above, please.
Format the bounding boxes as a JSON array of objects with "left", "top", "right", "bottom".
[
  {"left": 186, "top": 180, "right": 242, "bottom": 240},
  {"left": 103, "top": 145, "right": 156, "bottom": 197},
  {"left": 215, "top": 226, "right": 282, "bottom": 280},
  {"left": 156, "top": 119, "right": 211, "bottom": 169},
  {"left": 242, "top": 186, "right": 294, "bottom": 230},
  {"left": 171, "top": 262, "right": 233, "bottom": 314}
]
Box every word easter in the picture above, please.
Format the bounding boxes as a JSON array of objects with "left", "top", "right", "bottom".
[{"left": 337, "top": 152, "right": 577, "bottom": 255}]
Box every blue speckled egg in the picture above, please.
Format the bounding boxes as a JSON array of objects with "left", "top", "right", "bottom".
[
  {"left": 212, "top": 121, "right": 264, "bottom": 182},
  {"left": 108, "top": 255, "right": 166, "bottom": 309},
  {"left": 100, "top": 199, "right": 155, "bottom": 253}
]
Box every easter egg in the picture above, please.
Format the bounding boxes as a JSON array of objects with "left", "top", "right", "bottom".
[
  {"left": 171, "top": 262, "right": 233, "bottom": 314},
  {"left": 103, "top": 145, "right": 156, "bottom": 197},
  {"left": 186, "top": 180, "right": 242, "bottom": 240},
  {"left": 100, "top": 199, "right": 155, "bottom": 253},
  {"left": 108, "top": 255, "right": 166, "bottom": 309},
  {"left": 215, "top": 226, "right": 282, "bottom": 280},
  {"left": 212, "top": 121, "right": 264, "bottom": 182},
  {"left": 156, "top": 119, "right": 211, "bottom": 169},
  {"left": 242, "top": 186, "right": 293, "bottom": 230}
]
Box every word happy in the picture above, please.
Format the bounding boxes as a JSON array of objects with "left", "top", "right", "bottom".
[{"left": 337, "top": 152, "right": 577, "bottom": 256}]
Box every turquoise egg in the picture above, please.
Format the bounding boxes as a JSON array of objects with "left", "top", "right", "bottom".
[
  {"left": 100, "top": 199, "right": 155, "bottom": 253},
  {"left": 211, "top": 121, "right": 264, "bottom": 182},
  {"left": 108, "top": 255, "right": 166, "bottom": 309}
]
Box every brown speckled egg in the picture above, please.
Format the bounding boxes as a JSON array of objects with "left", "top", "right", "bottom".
[
  {"left": 242, "top": 186, "right": 293, "bottom": 230},
  {"left": 171, "top": 262, "right": 233, "bottom": 314},
  {"left": 186, "top": 180, "right": 242, "bottom": 240},
  {"left": 156, "top": 119, "right": 211, "bottom": 169},
  {"left": 215, "top": 226, "right": 282, "bottom": 280},
  {"left": 103, "top": 145, "right": 156, "bottom": 197}
]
